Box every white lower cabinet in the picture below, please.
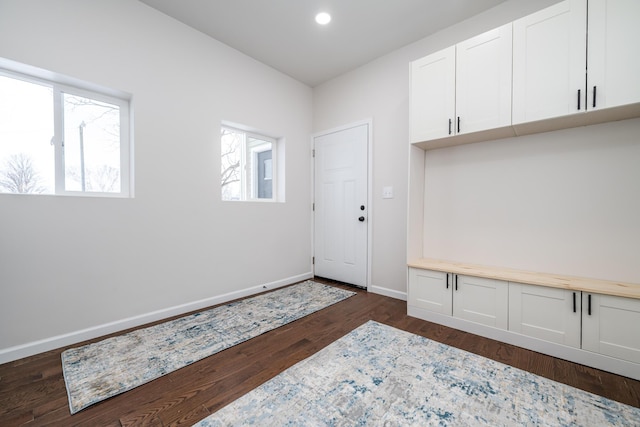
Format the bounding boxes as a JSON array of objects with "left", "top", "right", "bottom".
[
  {"left": 408, "top": 268, "right": 508, "bottom": 329},
  {"left": 408, "top": 267, "right": 640, "bottom": 378},
  {"left": 582, "top": 293, "right": 640, "bottom": 364},
  {"left": 454, "top": 274, "right": 508, "bottom": 329},
  {"left": 509, "top": 283, "right": 581, "bottom": 348},
  {"left": 408, "top": 268, "right": 451, "bottom": 315},
  {"left": 509, "top": 284, "right": 640, "bottom": 364}
]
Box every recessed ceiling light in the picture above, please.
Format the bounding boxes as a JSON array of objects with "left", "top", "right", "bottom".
[{"left": 315, "top": 12, "right": 331, "bottom": 25}]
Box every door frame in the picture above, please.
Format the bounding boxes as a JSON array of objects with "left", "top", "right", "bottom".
[{"left": 311, "top": 118, "right": 373, "bottom": 290}]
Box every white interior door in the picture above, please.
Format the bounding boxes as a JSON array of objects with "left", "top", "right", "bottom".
[{"left": 314, "top": 123, "right": 368, "bottom": 288}]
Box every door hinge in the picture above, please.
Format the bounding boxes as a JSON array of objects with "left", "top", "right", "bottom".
[
  {"left": 312, "top": 202, "right": 315, "bottom": 211},
  {"left": 312, "top": 149, "right": 315, "bottom": 157},
  {"left": 312, "top": 256, "right": 315, "bottom": 265}
]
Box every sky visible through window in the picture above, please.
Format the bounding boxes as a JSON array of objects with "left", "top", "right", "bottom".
[{"left": 0, "top": 75, "right": 54, "bottom": 193}]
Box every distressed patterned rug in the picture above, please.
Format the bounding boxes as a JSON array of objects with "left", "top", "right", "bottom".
[
  {"left": 194, "top": 320, "right": 640, "bottom": 426},
  {"left": 62, "top": 281, "right": 355, "bottom": 414}
]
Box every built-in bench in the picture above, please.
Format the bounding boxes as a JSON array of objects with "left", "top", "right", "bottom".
[
  {"left": 407, "top": 258, "right": 640, "bottom": 380},
  {"left": 408, "top": 258, "right": 640, "bottom": 299}
]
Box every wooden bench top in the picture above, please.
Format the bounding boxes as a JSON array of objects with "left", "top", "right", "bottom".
[{"left": 408, "top": 258, "right": 640, "bottom": 300}]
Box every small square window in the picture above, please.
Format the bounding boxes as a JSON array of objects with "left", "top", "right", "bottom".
[{"left": 221, "top": 126, "right": 278, "bottom": 201}]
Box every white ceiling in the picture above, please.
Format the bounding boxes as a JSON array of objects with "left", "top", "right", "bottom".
[{"left": 139, "top": 0, "right": 508, "bottom": 87}]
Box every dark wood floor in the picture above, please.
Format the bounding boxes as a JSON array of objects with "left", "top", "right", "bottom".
[{"left": 1, "top": 280, "right": 639, "bottom": 426}]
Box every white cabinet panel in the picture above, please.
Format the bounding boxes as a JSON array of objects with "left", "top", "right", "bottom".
[
  {"left": 456, "top": 23, "right": 512, "bottom": 134},
  {"left": 509, "top": 283, "right": 581, "bottom": 348},
  {"left": 409, "top": 47, "right": 455, "bottom": 142},
  {"left": 410, "top": 24, "right": 512, "bottom": 144},
  {"left": 408, "top": 268, "right": 452, "bottom": 315},
  {"left": 512, "top": 0, "right": 587, "bottom": 123},
  {"left": 407, "top": 264, "right": 640, "bottom": 379},
  {"left": 587, "top": 0, "right": 640, "bottom": 110},
  {"left": 453, "top": 275, "right": 508, "bottom": 329},
  {"left": 410, "top": 0, "right": 640, "bottom": 148},
  {"left": 582, "top": 293, "right": 640, "bottom": 364}
]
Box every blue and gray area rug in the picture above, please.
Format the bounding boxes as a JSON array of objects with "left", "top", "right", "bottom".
[
  {"left": 62, "top": 281, "right": 355, "bottom": 414},
  {"left": 195, "top": 320, "right": 640, "bottom": 426}
]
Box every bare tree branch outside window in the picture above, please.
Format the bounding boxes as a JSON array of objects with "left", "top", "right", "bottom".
[
  {"left": 0, "top": 153, "right": 47, "bottom": 194},
  {"left": 63, "top": 94, "right": 121, "bottom": 192},
  {"left": 221, "top": 128, "right": 242, "bottom": 200}
]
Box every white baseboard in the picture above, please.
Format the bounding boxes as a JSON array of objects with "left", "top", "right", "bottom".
[
  {"left": 369, "top": 285, "right": 407, "bottom": 301},
  {"left": 0, "top": 272, "right": 313, "bottom": 365}
]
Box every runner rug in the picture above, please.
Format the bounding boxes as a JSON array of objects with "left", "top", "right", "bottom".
[
  {"left": 194, "top": 320, "right": 640, "bottom": 426},
  {"left": 62, "top": 281, "right": 355, "bottom": 414}
]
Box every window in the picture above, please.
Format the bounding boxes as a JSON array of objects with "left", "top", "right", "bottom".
[
  {"left": 221, "top": 125, "right": 277, "bottom": 201},
  {"left": 0, "top": 63, "right": 131, "bottom": 197}
]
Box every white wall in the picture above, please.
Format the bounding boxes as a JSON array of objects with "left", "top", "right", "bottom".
[
  {"left": 313, "top": 0, "right": 563, "bottom": 296},
  {"left": 0, "top": 0, "right": 313, "bottom": 360},
  {"left": 423, "top": 119, "right": 640, "bottom": 283}
]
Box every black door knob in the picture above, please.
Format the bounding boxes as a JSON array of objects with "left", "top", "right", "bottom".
[{"left": 358, "top": 216, "right": 365, "bottom": 222}]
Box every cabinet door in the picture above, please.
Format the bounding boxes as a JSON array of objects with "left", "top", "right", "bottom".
[
  {"left": 456, "top": 23, "right": 512, "bottom": 134},
  {"left": 587, "top": 0, "right": 640, "bottom": 110},
  {"left": 453, "top": 275, "right": 508, "bottom": 329},
  {"left": 582, "top": 293, "right": 640, "bottom": 364},
  {"left": 509, "top": 283, "right": 581, "bottom": 348},
  {"left": 408, "top": 268, "right": 452, "bottom": 315},
  {"left": 512, "top": 0, "right": 587, "bottom": 124},
  {"left": 409, "top": 46, "right": 455, "bottom": 143}
]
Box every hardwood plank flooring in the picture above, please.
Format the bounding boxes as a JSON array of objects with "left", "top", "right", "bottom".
[{"left": 1, "top": 279, "right": 639, "bottom": 426}]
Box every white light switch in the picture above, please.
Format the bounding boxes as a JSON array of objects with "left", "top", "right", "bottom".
[{"left": 382, "top": 186, "right": 394, "bottom": 199}]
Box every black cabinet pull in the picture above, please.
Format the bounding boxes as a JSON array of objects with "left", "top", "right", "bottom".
[
  {"left": 448, "top": 118, "right": 452, "bottom": 135},
  {"left": 455, "top": 274, "right": 458, "bottom": 291},
  {"left": 457, "top": 116, "right": 460, "bottom": 133},
  {"left": 446, "top": 273, "right": 449, "bottom": 289},
  {"left": 577, "top": 89, "right": 581, "bottom": 110},
  {"left": 588, "top": 294, "right": 592, "bottom": 316},
  {"left": 593, "top": 86, "right": 597, "bottom": 108},
  {"left": 572, "top": 292, "right": 576, "bottom": 313}
]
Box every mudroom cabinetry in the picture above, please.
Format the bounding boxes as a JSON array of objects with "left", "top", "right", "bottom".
[
  {"left": 407, "top": 260, "right": 640, "bottom": 379},
  {"left": 409, "top": 47, "right": 455, "bottom": 143},
  {"left": 410, "top": 0, "right": 640, "bottom": 149},
  {"left": 581, "top": 293, "right": 640, "bottom": 364},
  {"left": 512, "top": 0, "right": 586, "bottom": 124},
  {"left": 410, "top": 23, "right": 513, "bottom": 146},
  {"left": 512, "top": 0, "right": 640, "bottom": 125},
  {"left": 509, "top": 283, "right": 581, "bottom": 348},
  {"left": 587, "top": 0, "right": 640, "bottom": 111},
  {"left": 509, "top": 283, "right": 640, "bottom": 364},
  {"left": 408, "top": 268, "right": 508, "bottom": 329}
]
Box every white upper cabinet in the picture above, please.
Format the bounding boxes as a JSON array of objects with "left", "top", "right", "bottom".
[
  {"left": 512, "top": 0, "right": 587, "bottom": 124},
  {"left": 456, "top": 23, "right": 513, "bottom": 134},
  {"left": 410, "top": 24, "right": 512, "bottom": 144},
  {"left": 411, "top": 0, "right": 640, "bottom": 148},
  {"left": 587, "top": 0, "right": 640, "bottom": 111},
  {"left": 410, "top": 46, "right": 456, "bottom": 142}
]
